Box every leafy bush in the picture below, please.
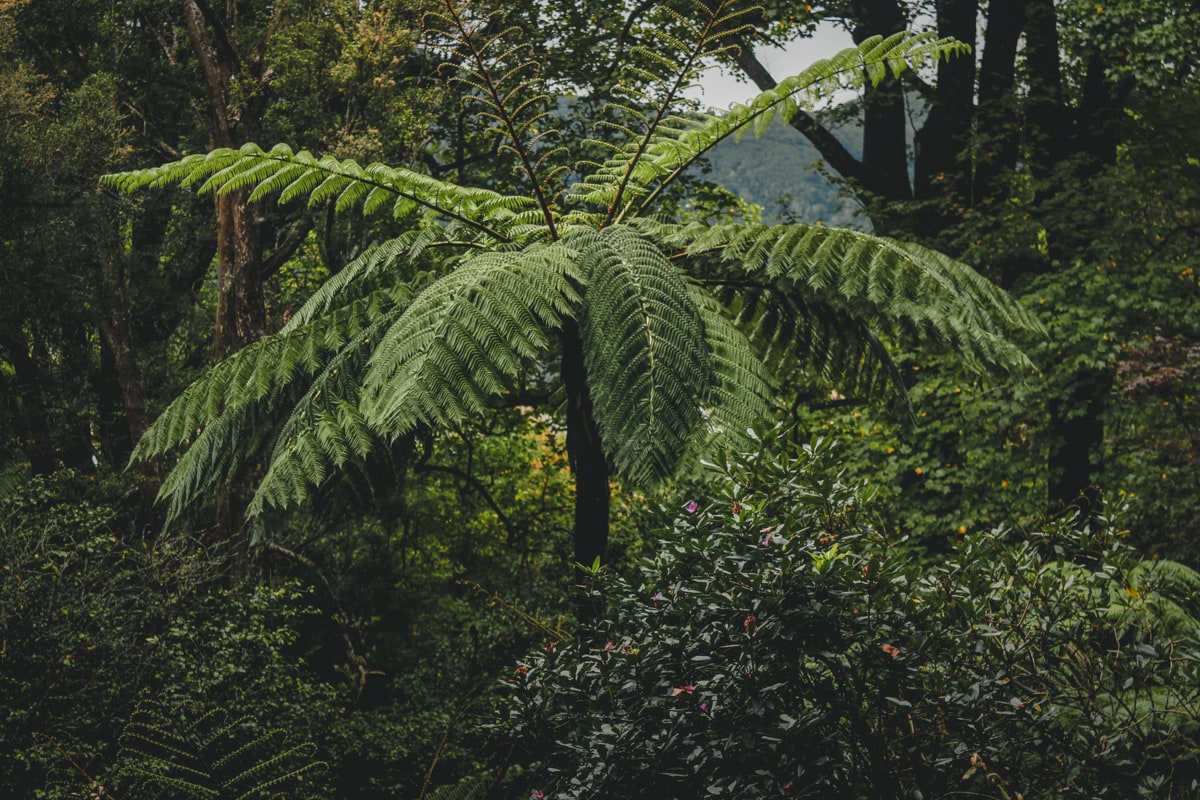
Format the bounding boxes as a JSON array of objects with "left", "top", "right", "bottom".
[
  {"left": 0, "top": 473, "right": 342, "bottom": 799},
  {"left": 501, "top": 430, "right": 1200, "bottom": 798}
]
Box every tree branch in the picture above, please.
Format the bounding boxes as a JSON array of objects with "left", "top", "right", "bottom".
[
  {"left": 259, "top": 211, "right": 315, "bottom": 281},
  {"left": 728, "top": 36, "right": 868, "bottom": 188}
]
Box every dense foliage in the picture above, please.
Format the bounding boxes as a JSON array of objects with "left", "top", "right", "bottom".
[
  {"left": 2, "top": 0, "right": 1199, "bottom": 796},
  {"left": 503, "top": 432, "right": 1200, "bottom": 798}
]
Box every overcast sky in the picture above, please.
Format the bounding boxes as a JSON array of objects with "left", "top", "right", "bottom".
[{"left": 690, "top": 25, "right": 857, "bottom": 109}]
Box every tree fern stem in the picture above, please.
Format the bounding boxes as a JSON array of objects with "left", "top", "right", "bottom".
[{"left": 560, "top": 322, "right": 610, "bottom": 575}]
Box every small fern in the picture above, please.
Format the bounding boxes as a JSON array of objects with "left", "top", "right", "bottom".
[{"left": 116, "top": 697, "right": 324, "bottom": 799}]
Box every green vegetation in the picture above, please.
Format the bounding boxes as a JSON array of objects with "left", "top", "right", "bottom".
[{"left": 1, "top": 0, "right": 1198, "bottom": 797}]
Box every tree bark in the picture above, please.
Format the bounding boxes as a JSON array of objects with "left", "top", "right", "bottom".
[
  {"left": 561, "top": 322, "right": 611, "bottom": 572},
  {"left": 0, "top": 330, "right": 56, "bottom": 476},
  {"left": 182, "top": 0, "right": 268, "bottom": 356},
  {"left": 973, "top": 0, "right": 1026, "bottom": 207},
  {"left": 97, "top": 249, "right": 150, "bottom": 463},
  {"left": 850, "top": 0, "right": 912, "bottom": 231},
  {"left": 912, "top": 0, "right": 977, "bottom": 237},
  {"left": 1047, "top": 370, "right": 1109, "bottom": 521}
]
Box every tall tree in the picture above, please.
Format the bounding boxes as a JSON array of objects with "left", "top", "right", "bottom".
[
  {"left": 721, "top": 0, "right": 1200, "bottom": 517},
  {"left": 107, "top": 0, "right": 1040, "bottom": 570}
]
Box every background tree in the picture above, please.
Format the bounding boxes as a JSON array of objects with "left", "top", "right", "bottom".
[{"left": 715, "top": 0, "right": 1200, "bottom": 527}]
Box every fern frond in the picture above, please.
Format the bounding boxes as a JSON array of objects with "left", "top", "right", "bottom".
[
  {"left": 428, "top": 0, "right": 567, "bottom": 233},
  {"left": 682, "top": 221, "right": 1042, "bottom": 374},
  {"left": 118, "top": 697, "right": 323, "bottom": 800},
  {"left": 569, "top": 0, "right": 756, "bottom": 224},
  {"left": 573, "top": 31, "right": 969, "bottom": 220},
  {"left": 716, "top": 278, "right": 909, "bottom": 408},
  {"left": 248, "top": 319, "right": 392, "bottom": 515},
  {"left": 138, "top": 288, "right": 409, "bottom": 523},
  {"left": 572, "top": 226, "right": 713, "bottom": 484},
  {"left": 360, "top": 242, "right": 582, "bottom": 439},
  {"left": 424, "top": 772, "right": 492, "bottom": 800},
  {"left": 104, "top": 143, "right": 531, "bottom": 241},
  {"left": 688, "top": 285, "right": 774, "bottom": 440}
]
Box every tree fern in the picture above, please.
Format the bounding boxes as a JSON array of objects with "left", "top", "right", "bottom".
[{"left": 107, "top": 0, "right": 1040, "bottom": 565}]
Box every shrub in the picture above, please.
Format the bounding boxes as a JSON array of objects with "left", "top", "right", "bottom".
[{"left": 501, "top": 431, "right": 1200, "bottom": 799}]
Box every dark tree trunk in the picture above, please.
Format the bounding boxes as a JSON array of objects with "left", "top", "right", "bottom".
[
  {"left": 1048, "top": 370, "right": 1109, "bottom": 521},
  {"left": 851, "top": 0, "right": 912, "bottom": 232},
  {"left": 1023, "top": 0, "right": 1068, "bottom": 171},
  {"left": 973, "top": 0, "right": 1026, "bottom": 207},
  {"left": 912, "top": 0, "right": 977, "bottom": 237},
  {"left": 1, "top": 331, "right": 56, "bottom": 476},
  {"left": 561, "top": 322, "right": 611, "bottom": 570},
  {"left": 97, "top": 250, "right": 150, "bottom": 464}
]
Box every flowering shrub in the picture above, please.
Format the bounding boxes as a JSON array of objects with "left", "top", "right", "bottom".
[{"left": 501, "top": 431, "right": 1200, "bottom": 798}]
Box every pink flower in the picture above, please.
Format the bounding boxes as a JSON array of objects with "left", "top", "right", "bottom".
[
  {"left": 744, "top": 614, "right": 757, "bottom": 631},
  {"left": 604, "top": 640, "right": 616, "bottom": 651},
  {"left": 761, "top": 534, "right": 773, "bottom": 546},
  {"left": 534, "top": 792, "right": 545, "bottom": 799},
  {"left": 672, "top": 683, "right": 696, "bottom": 697},
  {"left": 699, "top": 701, "right": 708, "bottom": 711},
  {"left": 732, "top": 501, "right": 743, "bottom": 514},
  {"left": 650, "top": 592, "right": 667, "bottom": 602},
  {"left": 685, "top": 500, "right": 699, "bottom": 514}
]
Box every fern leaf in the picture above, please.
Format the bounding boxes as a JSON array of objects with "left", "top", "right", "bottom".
[
  {"left": 573, "top": 31, "right": 970, "bottom": 220},
  {"left": 573, "top": 226, "right": 713, "bottom": 484},
  {"left": 361, "top": 242, "right": 582, "bottom": 437},
  {"left": 681, "top": 221, "right": 1042, "bottom": 375},
  {"left": 688, "top": 285, "right": 774, "bottom": 440},
  {"left": 104, "top": 143, "right": 531, "bottom": 241},
  {"left": 248, "top": 316, "right": 393, "bottom": 515}
]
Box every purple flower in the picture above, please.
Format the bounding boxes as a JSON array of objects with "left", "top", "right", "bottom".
[
  {"left": 699, "top": 702, "right": 709, "bottom": 711},
  {"left": 685, "top": 500, "right": 699, "bottom": 514},
  {"left": 650, "top": 592, "right": 667, "bottom": 602}
]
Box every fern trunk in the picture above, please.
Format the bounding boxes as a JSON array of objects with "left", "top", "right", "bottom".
[{"left": 561, "top": 323, "right": 611, "bottom": 573}]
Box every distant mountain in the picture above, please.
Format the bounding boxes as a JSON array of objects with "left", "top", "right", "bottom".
[{"left": 703, "top": 115, "right": 869, "bottom": 230}]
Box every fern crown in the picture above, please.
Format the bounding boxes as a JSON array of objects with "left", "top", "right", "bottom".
[{"left": 105, "top": 0, "right": 1035, "bottom": 524}]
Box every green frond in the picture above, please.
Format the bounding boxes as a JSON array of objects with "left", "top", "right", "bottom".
[
  {"left": 117, "top": 697, "right": 323, "bottom": 800},
  {"left": 716, "top": 279, "right": 909, "bottom": 409},
  {"left": 688, "top": 286, "right": 774, "bottom": 441},
  {"left": 574, "top": 31, "right": 969, "bottom": 220},
  {"left": 573, "top": 226, "right": 714, "bottom": 484},
  {"left": 103, "top": 142, "right": 530, "bottom": 240},
  {"left": 248, "top": 321, "right": 392, "bottom": 515},
  {"left": 1122, "top": 558, "right": 1200, "bottom": 637},
  {"left": 423, "top": 773, "right": 492, "bottom": 800},
  {"left": 360, "top": 242, "right": 582, "bottom": 439},
  {"left": 682, "top": 221, "right": 1042, "bottom": 375},
  {"left": 137, "top": 289, "right": 409, "bottom": 523},
  {"left": 429, "top": 0, "right": 567, "bottom": 227}
]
